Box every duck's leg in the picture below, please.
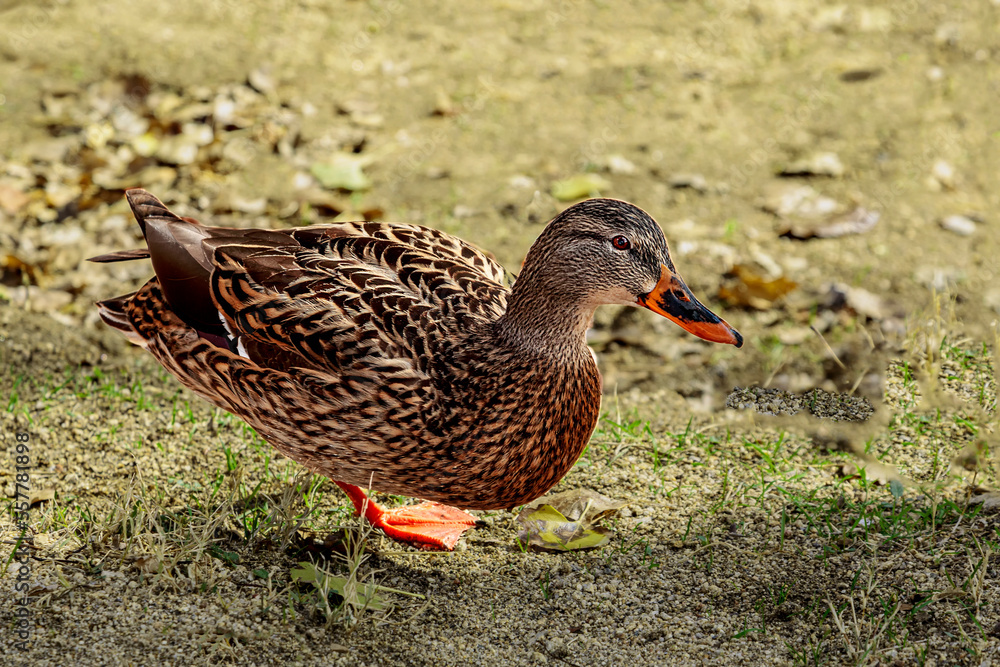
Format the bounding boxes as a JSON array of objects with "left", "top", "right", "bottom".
[{"left": 334, "top": 481, "right": 478, "bottom": 550}]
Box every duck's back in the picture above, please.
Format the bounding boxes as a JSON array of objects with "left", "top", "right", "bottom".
[
  {"left": 93, "top": 192, "right": 546, "bottom": 495},
  {"left": 97, "top": 190, "right": 509, "bottom": 377}
]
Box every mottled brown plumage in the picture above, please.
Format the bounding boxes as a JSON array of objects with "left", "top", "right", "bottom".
[{"left": 92, "top": 189, "right": 741, "bottom": 548}]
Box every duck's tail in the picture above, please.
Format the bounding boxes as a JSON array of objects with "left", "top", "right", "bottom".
[
  {"left": 88, "top": 188, "right": 196, "bottom": 263},
  {"left": 89, "top": 188, "right": 227, "bottom": 337},
  {"left": 88, "top": 248, "right": 150, "bottom": 263}
]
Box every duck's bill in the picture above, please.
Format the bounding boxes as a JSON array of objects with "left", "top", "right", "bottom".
[{"left": 637, "top": 264, "right": 743, "bottom": 348}]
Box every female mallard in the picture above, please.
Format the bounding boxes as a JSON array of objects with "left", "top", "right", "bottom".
[{"left": 92, "top": 189, "right": 742, "bottom": 549}]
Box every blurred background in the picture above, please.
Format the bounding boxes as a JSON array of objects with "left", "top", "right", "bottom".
[{"left": 1, "top": 0, "right": 998, "bottom": 405}]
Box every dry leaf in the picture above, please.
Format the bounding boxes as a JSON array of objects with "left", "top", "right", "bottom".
[
  {"left": 517, "top": 505, "right": 611, "bottom": 551},
  {"left": 551, "top": 174, "right": 611, "bottom": 201},
  {"left": 28, "top": 489, "right": 55, "bottom": 505},
  {"left": 27, "top": 583, "right": 60, "bottom": 596},
  {"left": 839, "top": 459, "right": 904, "bottom": 486},
  {"left": 290, "top": 562, "right": 386, "bottom": 610},
  {"left": 133, "top": 556, "right": 161, "bottom": 574},
  {"left": 718, "top": 264, "right": 798, "bottom": 309},
  {"left": 760, "top": 182, "right": 838, "bottom": 219},
  {"left": 780, "top": 151, "right": 844, "bottom": 178},
  {"left": 516, "top": 489, "right": 626, "bottom": 552},
  {"left": 523, "top": 489, "right": 626, "bottom": 522},
  {"left": 933, "top": 587, "right": 968, "bottom": 601},
  {"left": 968, "top": 492, "right": 1000, "bottom": 509},
  {"left": 0, "top": 184, "right": 30, "bottom": 214},
  {"left": 311, "top": 154, "right": 373, "bottom": 191},
  {"left": 781, "top": 207, "right": 879, "bottom": 239}
]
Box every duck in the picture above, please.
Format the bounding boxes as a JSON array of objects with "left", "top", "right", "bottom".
[{"left": 91, "top": 189, "right": 742, "bottom": 550}]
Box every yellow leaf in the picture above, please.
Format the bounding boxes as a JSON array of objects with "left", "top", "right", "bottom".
[
  {"left": 551, "top": 174, "right": 611, "bottom": 201},
  {"left": 515, "top": 490, "right": 625, "bottom": 552}
]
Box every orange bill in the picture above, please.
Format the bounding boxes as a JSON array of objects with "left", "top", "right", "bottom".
[{"left": 636, "top": 264, "right": 743, "bottom": 347}]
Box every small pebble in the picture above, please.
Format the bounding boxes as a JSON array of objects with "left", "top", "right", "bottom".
[
  {"left": 939, "top": 214, "right": 976, "bottom": 236},
  {"left": 929, "top": 159, "right": 956, "bottom": 190}
]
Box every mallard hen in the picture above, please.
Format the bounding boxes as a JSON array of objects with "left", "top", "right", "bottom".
[{"left": 91, "top": 189, "right": 742, "bottom": 549}]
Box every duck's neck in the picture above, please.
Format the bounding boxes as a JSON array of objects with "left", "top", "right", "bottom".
[{"left": 494, "top": 276, "right": 596, "bottom": 357}]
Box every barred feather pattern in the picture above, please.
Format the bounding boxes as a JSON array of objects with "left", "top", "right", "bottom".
[{"left": 101, "top": 192, "right": 603, "bottom": 510}]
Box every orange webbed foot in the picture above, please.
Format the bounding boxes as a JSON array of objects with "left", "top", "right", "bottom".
[{"left": 335, "top": 481, "right": 478, "bottom": 550}]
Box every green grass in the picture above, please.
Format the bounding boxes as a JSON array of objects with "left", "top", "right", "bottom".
[
  {"left": 572, "top": 329, "right": 997, "bottom": 664},
  {"left": 1, "top": 360, "right": 396, "bottom": 631},
  {"left": 3, "top": 315, "right": 997, "bottom": 663}
]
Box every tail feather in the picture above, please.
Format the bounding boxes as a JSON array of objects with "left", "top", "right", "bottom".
[
  {"left": 96, "top": 294, "right": 147, "bottom": 347},
  {"left": 125, "top": 188, "right": 189, "bottom": 235},
  {"left": 87, "top": 188, "right": 188, "bottom": 264},
  {"left": 88, "top": 248, "right": 151, "bottom": 263},
  {"left": 91, "top": 188, "right": 225, "bottom": 336}
]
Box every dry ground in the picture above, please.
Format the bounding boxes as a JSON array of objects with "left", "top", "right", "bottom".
[{"left": 2, "top": 1, "right": 999, "bottom": 665}]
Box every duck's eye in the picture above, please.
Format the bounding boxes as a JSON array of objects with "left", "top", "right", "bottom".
[{"left": 610, "top": 235, "right": 631, "bottom": 250}]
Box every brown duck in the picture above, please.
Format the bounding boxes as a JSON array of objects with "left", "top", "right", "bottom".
[{"left": 91, "top": 190, "right": 742, "bottom": 549}]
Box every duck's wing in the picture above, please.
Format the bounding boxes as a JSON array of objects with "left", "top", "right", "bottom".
[
  {"left": 94, "top": 190, "right": 509, "bottom": 381},
  {"left": 206, "top": 223, "right": 510, "bottom": 377}
]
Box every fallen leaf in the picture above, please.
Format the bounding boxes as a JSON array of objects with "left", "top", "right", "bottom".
[
  {"left": 718, "top": 264, "right": 798, "bottom": 309},
  {"left": 822, "top": 283, "right": 891, "bottom": 321},
  {"left": 291, "top": 562, "right": 386, "bottom": 610},
  {"left": 0, "top": 184, "right": 30, "bottom": 214},
  {"left": 780, "top": 151, "right": 844, "bottom": 178},
  {"left": 839, "top": 459, "right": 903, "bottom": 486},
  {"left": 968, "top": 492, "right": 1000, "bottom": 509},
  {"left": 28, "top": 489, "right": 55, "bottom": 505},
  {"left": 760, "top": 182, "right": 838, "bottom": 219},
  {"left": 311, "top": 154, "right": 373, "bottom": 191},
  {"left": 516, "top": 489, "right": 625, "bottom": 552},
  {"left": 133, "top": 556, "right": 161, "bottom": 574},
  {"left": 780, "top": 207, "right": 879, "bottom": 239},
  {"left": 523, "top": 488, "right": 626, "bottom": 522},
  {"left": 27, "top": 583, "right": 60, "bottom": 596},
  {"left": 667, "top": 173, "right": 708, "bottom": 192},
  {"left": 551, "top": 174, "right": 611, "bottom": 201},
  {"left": 517, "top": 505, "right": 611, "bottom": 551}
]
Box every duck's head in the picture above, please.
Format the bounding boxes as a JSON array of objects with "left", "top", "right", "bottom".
[{"left": 511, "top": 198, "right": 743, "bottom": 348}]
